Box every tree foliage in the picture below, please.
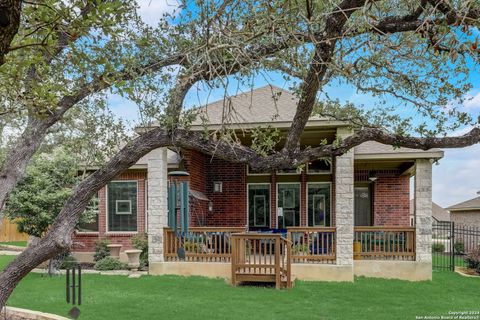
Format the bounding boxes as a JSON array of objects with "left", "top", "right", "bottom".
[{"left": 4, "top": 148, "right": 95, "bottom": 237}]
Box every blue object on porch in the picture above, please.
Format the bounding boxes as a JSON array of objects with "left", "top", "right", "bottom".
[
  {"left": 309, "top": 232, "right": 334, "bottom": 254},
  {"left": 167, "top": 178, "right": 189, "bottom": 233}
]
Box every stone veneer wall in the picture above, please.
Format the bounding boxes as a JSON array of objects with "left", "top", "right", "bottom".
[
  {"left": 334, "top": 128, "right": 354, "bottom": 266},
  {"left": 414, "top": 159, "right": 433, "bottom": 263},
  {"left": 147, "top": 148, "right": 169, "bottom": 264}
]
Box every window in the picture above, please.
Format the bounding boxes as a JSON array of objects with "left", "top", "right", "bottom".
[
  {"left": 108, "top": 181, "right": 138, "bottom": 232},
  {"left": 247, "top": 165, "right": 271, "bottom": 176},
  {"left": 78, "top": 195, "right": 99, "bottom": 232},
  {"left": 276, "top": 167, "right": 301, "bottom": 175},
  {"left": 307, "top": 183, "right": 331, "bottom": 226},
  {"left": 248, "top": 184, "right": 270, "bottom": 228},
  {"left": 307, "top": 159, "right": 332, "bottom": 174},
  {"left": 277, "top": 183, "right": 300, "bottom": 228},
  {"left": 354, "top": 186, "right": 371, "bottom": 226}
]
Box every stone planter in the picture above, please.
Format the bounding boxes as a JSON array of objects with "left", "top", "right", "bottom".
[
  {"left": 107, "top": 244, "right": 122, "bottom": 259},
  {"left": 125, "top": 249, "right": 143, "bottom": 271}
]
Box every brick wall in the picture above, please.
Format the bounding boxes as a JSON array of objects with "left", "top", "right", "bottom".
[
  {"left": 183, "top": 150, "right": 208, "bottom": 226},
  {"left": 354, "top": 169, "right": 410, "bottom": 226},
  {"left": 72, "top": 170, "right": 146, "bottom": 253},
  {"left": 205, "top": 157, "right": 246, "bottom": 227}
]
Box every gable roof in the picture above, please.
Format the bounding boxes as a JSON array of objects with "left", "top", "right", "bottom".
[
  {"left": 447, "top": 196, "right": 480, "bottom": 212},
  {"left": 410, "top": 200, "right": 450, "bottom": 221},
  {"left": 190, "top": 85, "right": 344, "bottom": 129}
]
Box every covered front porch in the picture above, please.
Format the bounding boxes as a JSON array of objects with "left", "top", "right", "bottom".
[{"left": 146, "top": 143, "right": 436, "bottom": 283}]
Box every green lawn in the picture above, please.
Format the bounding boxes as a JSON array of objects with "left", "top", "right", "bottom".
[
  {"left": 0, "top": 241, "right": 27, "bottom": 247},
  {"left": 1, "top": 255, "right": 479, "bottom": 320},
  {"left": 433, "top": 253, "right": 467, "bottom": 269}
]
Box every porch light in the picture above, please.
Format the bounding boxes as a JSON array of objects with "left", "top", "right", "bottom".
[
  {"left": 368, "top": 171, "right": 377, "bottom": 182},
  {"left": 208, "top": 201, "right": 213, "bottom": 212}
]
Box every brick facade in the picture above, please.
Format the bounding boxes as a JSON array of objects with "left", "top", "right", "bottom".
[
  {"left": 355, "top": 169, "right": 410, "bottom": 226},
  {"left": 72, "top": 152, "right": 412, "bottom": 254},
  {"left": 72, "top": 170, "right": 147, "bottom": 253}
]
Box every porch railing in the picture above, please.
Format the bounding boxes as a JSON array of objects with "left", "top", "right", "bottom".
[
  {"left": 163, "top": 227, "right": 245, "bottom": 262},
  {"left": 287, "top": 227, "right": 336, "bottom": 264},
  {"left": 231, "top": 233, "right": 292, "bottom": 289},
  {"left": 353, "top": 227, "right": 415, "bottom": 261}
]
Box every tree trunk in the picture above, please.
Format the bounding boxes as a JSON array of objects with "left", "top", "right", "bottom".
[
  {"left": 0, "top": 119, "right": 51, "bottom": 212},
  {"left": 0, "top": 0, "right": 21, "bottom": 66}
]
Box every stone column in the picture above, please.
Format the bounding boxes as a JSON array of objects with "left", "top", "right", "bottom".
[
  {"left": 147, "top": 147, "right": 169, "bottom": 264},
  {"left": 335, "top": 128, "right": 354, "bottom": 266},
  {"left": 414, "top": 159, "right": 433, "bottom": 263}
]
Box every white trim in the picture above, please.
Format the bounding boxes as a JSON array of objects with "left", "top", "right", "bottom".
[
  {"left": 246, "top": 183, "right": 271, "bottom": 229},
  {"left": 276, "top": 182, "right": 301, "bottom": 228},
  {"left": 246, "top": 164, "right": 271, "bottom": 176},
  {"left": 306, "top": 182, "right": 332, "bottom": 227},
  {"left": 106, "top": 180, "right": 139, "bottom": 233},
  {"left": 306, "top": 159, "right": 332, "bottom": 175},
  {"left": 115, "top": 200, "right": 132, "bottom": 215},
  {"left": 355, "top": 151, "right": 444, "bottom": 160}
]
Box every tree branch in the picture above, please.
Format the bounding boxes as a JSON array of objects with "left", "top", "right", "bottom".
[{"left": 0, "top": 0, "right": 22, "bottom": 66}]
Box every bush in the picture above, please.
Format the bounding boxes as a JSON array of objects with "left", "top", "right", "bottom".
[
  {"left": 465, "top": 247, "right": 480, "bottom": 272},
  {"left": 131, "top": 233, "right": 148, "bottom": 268},
  {"left": 60, "top": 255, "right": 78, "bottom": 269},
  {"left": 94, "top": 239, "right": 110, "bottom": 262},
  {"left": 432, "top": 243, "right": 445, "bottom": 253},
  {"left": 94, "top": 257, "right": 128, "bottom": 271},
  {"left": 453, "top": 242, "right": 465, "bottom": 255}
]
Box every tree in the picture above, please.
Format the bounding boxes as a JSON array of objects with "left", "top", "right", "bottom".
[
  {"left": 0, "top": 0, "right": 22, "bottom": 66},
  {"left": 4, "top": 148, "right": 95, "bottom": 238},
  {"left": 1, "top": 0, "right": 480, "bottom": 308}
]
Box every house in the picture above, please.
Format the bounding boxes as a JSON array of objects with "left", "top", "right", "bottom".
[
  {"left": 409, "top": 200, "right": 450, "bottom": 226},
  {"left": 448, "top": 195, "right": 480, "bottom": 228},
  {"left": 72, "top": 85, "right": 443, "bottom": 283}
]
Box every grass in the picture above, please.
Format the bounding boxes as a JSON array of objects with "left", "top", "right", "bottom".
[
  {"left": 1, "top": 255, "right": 479, "bottom": 320},
  {"left": 0, "top": 241, "right": 27, "bottom": 247},
  {"left": 433, "top": 253, "right": 468, "bottom": 269}
]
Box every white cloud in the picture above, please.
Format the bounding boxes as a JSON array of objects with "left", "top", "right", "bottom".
[
  {"left": 462, "top": 91, "right": 480, "bottom": 111},
  {"left": 136, "top": 0, "right": 180, "bottom": 26}
]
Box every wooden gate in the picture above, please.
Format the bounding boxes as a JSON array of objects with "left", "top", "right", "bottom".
[{"left": 231, "top": 233, "right": 292, "bottom": 289}]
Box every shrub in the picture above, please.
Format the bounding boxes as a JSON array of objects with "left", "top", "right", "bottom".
[
  {"left": 184, "top": 241, "right": 200, "bottom": 252},
  {"left": 293, "top": 244, "right": 309, "bottom": 254},
  {"left": 432, "top": 243, "right": 445, "bottom": 253},
  {"left": 453, "top": 242, "right": 465, "bottom": 255},
  {"left": 94, "top": 239, "right": 110, "bottom": 262},
  {"left": 94, "top": 257, "right": 128, "bottom": 271},
  {"left": 465, "top": 247, "right": 480, "bottom": 272},
  {"left": 60, "top": 255, "right": 78, "bottom": 269},
  {"left": 131, "top": 233, "right": 148, "bottom": 268}
]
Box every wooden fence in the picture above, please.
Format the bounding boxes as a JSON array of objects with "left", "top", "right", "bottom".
[
  {"left": 353, "top": 226, "right": 415, "bottom": 261},
  {"left": 287, "top": 227, "right": 336, "bottom": 264},
  {"left": 163, "top": 227, "right": 245, "bottom": 262},
  {"left": 0, "top": 218, "right": 29, "bottom": 243}
]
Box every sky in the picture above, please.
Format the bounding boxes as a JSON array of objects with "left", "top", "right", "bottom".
[{"left": 107, "top": 0, "right": 480, "bottom": 209}]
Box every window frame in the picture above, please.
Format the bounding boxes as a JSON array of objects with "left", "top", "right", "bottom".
[
  {"left": 276, "top": 182, "right": 301, "bottom": 228},
  {"left": 246, "top": 183, "right": 271, "bottom": 229},
  {"left": 76, "top": 192, "right": 100, "bottom": 234},
  {"left": 306, "top": 182, "right": 332, "bottom": 227},
  {"left": 306, "top": 159, "right": 332, "bottom": 175},
  {"left": 106, "top": 180, "right": 139, "bottom": 234}
]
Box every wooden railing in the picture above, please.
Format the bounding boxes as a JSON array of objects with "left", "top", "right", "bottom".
[
  {"left": 163, "top": 227, "right": 245, "bottom": 262},
  {"left": 353, "top": 227, "right": 415, "bottom": 261},
  {"left": 287, "top": 227, "right": 336, "bottom": 264},
  {"left": 231, "top": 233, "right": 292, "bottom": 289}
]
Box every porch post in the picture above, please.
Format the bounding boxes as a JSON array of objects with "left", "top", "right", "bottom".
[
  {"left": 147, "top": 147, "right": 169, "bottom": 264},
  {"left": 335, "top": 127, "right": 354, "bottom": 267},
  {"left": 414, "top": 159, "right": 433, "bottom": 264}
]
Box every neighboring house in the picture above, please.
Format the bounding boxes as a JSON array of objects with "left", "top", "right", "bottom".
[
  {"left": 448, "top": 196, "right": 480, "bottom": 228},
  {"left": 72, "top": 85, "right": 443, "bottom": 282},
  {"left": 409, "top": 200, "right": 450, "bottom": 226}
]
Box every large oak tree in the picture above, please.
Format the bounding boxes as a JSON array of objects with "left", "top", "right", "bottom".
[{"left": 1, "top": 0, "right": 480, "bottom": 308}]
